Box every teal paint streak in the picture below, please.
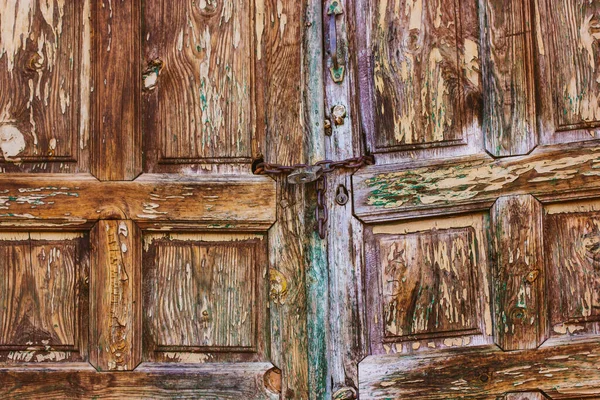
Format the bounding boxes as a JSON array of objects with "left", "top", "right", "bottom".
[{"left": 306, "top": 228, "right": 329, "bottom": 399}]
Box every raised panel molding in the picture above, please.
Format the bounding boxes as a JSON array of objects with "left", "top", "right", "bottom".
[
  {"left": 491, "top": 195, "right": 546, "bottom": 350},
  {"left": 380, "top": 227, "right": 479, "bottom": 340},
  {"left": 142, "top": 233, "right": 268, "bottom": 363},
  {"left": 545, "top": 204, "right": 600, "bottom": 338},
  {"left": 0, "top": 0, "right": 86, "bottom": 172},
  {"left": 0, "top": 232, "right": 88, "bottom": 363},
  {"left": 537, "top": 0, "right": 600, "bottom": 144},
  {"left": 365, "top": 0, "right": 481, "bottom": 152},
  {"left": 143, "top": 0, "right": 255, "bottom": 169},
  {"left": 482, "top": 0, "right": 537, "bottom": 156},
  {"left": 365, "top": 214, "right": 493, "bottom": 355}
]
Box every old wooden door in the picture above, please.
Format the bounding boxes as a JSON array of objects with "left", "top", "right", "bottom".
[
  {"left": 0, "top": 0, "right": 320, "bottom": 398},
  {"left": 337, "top": 0, "right": 600, "bottom": 398}
]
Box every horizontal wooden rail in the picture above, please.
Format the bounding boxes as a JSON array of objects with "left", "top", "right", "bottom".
[
  {"left": 0, "top": 174, "right": 275, "bottom": 230},
  {"left": 354, "top": 142, "right": 600, "bottom": 223}
]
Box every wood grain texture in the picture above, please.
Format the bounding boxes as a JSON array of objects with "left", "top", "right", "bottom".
[
  {"left": 90, "top": 221, "right": 141, "bottom": 371},
  {"left": 365, "top": 214, "right": 494, "bottom": 356},
  {"left": 0, "top": 0, "right": 85, "bottom": 172},
  {"left": 544, "top": 0, "right": 600, "bottom": 130},
  {"left": 304, "top": 1, "right": 328, "bottom": 398},
  {"left": 91, "top": 0, "right": 141, "bottom": 180},
  {"left": 143, "top": 0, "right": 254, "bottom": 167},
  {"left": 379, "top": 228, "right": 479, "bottom": 339},
  {"left": 536, "top": 0, "right": 600, "bottom": 145},
  {"left": 0, "top": 232, "right": 87, "bottom": 364},
  {"left": 365, "top": 0, "right": 480, "bottom": 152},
  {"left": 359, "top": 339, "right": 600, "bottom": 399},
  {"left": 262, "top": 0, "right": 310, "bottom": 397},
  {"left": 0, "top": 174, "right": 275, "bottom": 229},
  {"left": 0, "top": 237, "right": 39, "bottom": 347},
  {"left": 504, "top": 393, "right": 549, "bottom": 400},
  {"left": 142, "top": 233, "right": 269, "bottom": 364},
  {"left": 353, "top": 143, "right": 600, "bottom": 222},
  {"left": 0, "top": 363, "right": 279, "bottom": 399},
  {"left": 482, "top": 0, "right": 537, "bottom": 156},
  {"left": 545, "top": 210, "right": 600, "bottom": 336},
  {"left": 323, "top": 0, "right": 367, "bottom": 392},
  {"left": 491, "top": 195, "right": 546, "bottom": 350}
]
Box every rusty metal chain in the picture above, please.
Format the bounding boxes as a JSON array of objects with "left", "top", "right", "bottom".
[{"left": 253, "top": 155, "right": 374, "bottom": 239}]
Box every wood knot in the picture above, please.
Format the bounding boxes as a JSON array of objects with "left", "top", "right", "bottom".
[
  {"left": 142, "top": 59, "right": 164, "bottom": 92},
  {"left": 263, "top": 367, "right": 282, "bottom": 395},
  {"left": 269, "top": 268, "right": 288, "bottom": 304},
  {"left": 333, "top": 387, "right": 357, "bottom": 400},
  {"left": 525, "top": 269, "right": 539, "bottom": 284},
  {"left": 509, "top": 306, "right": 529, "bottom": 324},
  {"left": 26, "top": 53, "right": 44, "bottom": 71},
  {"left": 198, "top": 0, "right": 219, "bottom": 16}
]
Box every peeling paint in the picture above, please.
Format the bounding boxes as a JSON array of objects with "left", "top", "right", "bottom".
[{"left": 0, "top": 124, "right": 26, "bottom": 161}]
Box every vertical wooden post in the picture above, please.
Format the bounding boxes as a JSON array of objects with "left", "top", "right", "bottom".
[
  {"left": 90, "top": 220, "right": 142, "bottom": 371},
  {"left": 491, "top": 195, "right": 547, "bottom": 350},
  {"left": 305, "top": 0, "right": 329, "bottom": 398},
  {"left": 482, "top": 0, "right": 537, "bottom": 157},
  {"left": 323, "top": 0, "right": 366, "bottom": 397},
  {"left": 263, "top": 0, "right": 311, "bottom": 397},
  {"left": 92, "top": 0, "right": 142, "bottom": 180}
]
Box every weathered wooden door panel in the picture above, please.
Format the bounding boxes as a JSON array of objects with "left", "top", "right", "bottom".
[
  {"left": 0, "top": 0, "right": 89, "bottom": 173},
  {"left": 142, "top": 0, "right": 262, "bottom": 171},
  {"left": 351, "top": 0, "right": 600, "bottom": 398},
  {"left": 0, "top": 0, "right": 307, "bottom": 397},
  {"left": 0, "top": 232, "right": 88, "bottom": 364},
  {"left": 537, "top": 0, "right": 600, "bottom": 145}
]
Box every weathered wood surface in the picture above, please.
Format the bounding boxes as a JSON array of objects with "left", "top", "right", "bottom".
[
  {"left": 0, "top": 232, "right": 88, "bottom": 364},
  {"left": 536, "top": 0, "right": 600, "bottom": 145},
  {"left": 142, "top": 0, "right": 255, "bottom": 168},
  {"left": 261, "top": 0, "right": 311, "bottom": 397},
  {"left": 364, "top": 0, "right": 480, "bottom": 151},
  {"left": 482, "top": 0, "right": 537, "bottom": 156},
  {"left": 359, "top": 339, "right": 600, "bottom": 398},
  {"left": 545, "top": 207, "right": 600, "bottom": 337},
  {"left": 491, "top": 195, "right": 546, "bottom": 350},
  {"left": 0, "top": 174, "right": 275, "bottom": 228},
  {"left": 354, "top": 143, "right": 600, "bottom": 222},
  {"left": 0, "top": 0, "right": 89, "bottom": 173},
  {"left": 366, "top": 215, "right": 494, "bottom": 356},
  {"left": 323, "top": 0, "right": 366, "bottom": 394},
  {"left": 0, "top": 363, "right": 279, "bottom": 399},
  {"left": 142, "top": 233, "right": 269, "bottom": 364},
  {"left": 380, "top": 228, "right": 479, "bottom": 339},
  {"left": 305, "top": 1, "right": 329, "bottom": 399},
  {"left": 90, "top": 221, "right": 141, "bottom": 371},
  {"left": 504, "top": 393, "right": 549, "bottom": 400},
  {"left": 91, "top": 0, "right": 141, "bottom": 180}
]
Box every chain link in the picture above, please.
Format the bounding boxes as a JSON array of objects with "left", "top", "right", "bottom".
[
  {"left": 253, "top": 155, "right": 374, "bottom": 177},
  {"left": 253, "top": 155, "right": 374, "bottom": 239}
]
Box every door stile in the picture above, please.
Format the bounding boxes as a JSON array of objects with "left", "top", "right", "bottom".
[
  {"left": 305, "top": 0, "right": 330, "bottom": 398},
  {"left": 322, "top": 0, "right": 368, "bottom": 397},
  {"left": 91, "top": 0, "right": 142, "bottom": 181}
]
